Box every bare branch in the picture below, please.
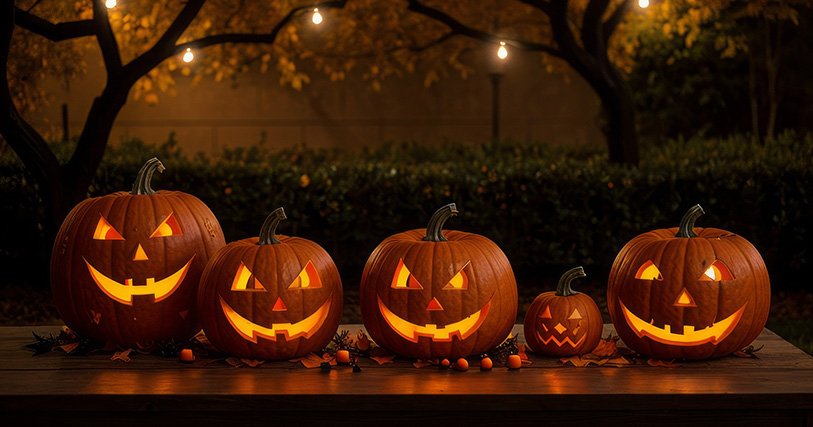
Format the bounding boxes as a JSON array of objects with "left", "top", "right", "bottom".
[
  {"left": 602, "top": 0, "right": 631, "bottom": 44},
  {"left": 92, "top": 0, "right": 123, "bottom": 75},
  {"left": 407, "top": 0, "right": 562, "bottom": 58},
  {"left": 13, "top": 7, "right": 95, "bottom": 41},
  {"left": 516, "top": 0, "right": 553, "bottom": 15},
  {"left": 153, "top": 0, "right": 206, "bottom": 49},
  {"left": 582, "top": 0, "right": 611, "bottom": 54}
]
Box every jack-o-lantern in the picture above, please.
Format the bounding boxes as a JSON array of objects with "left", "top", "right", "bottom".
[
  {"left": 360, "top": 203, "right": 518, "bottom": 360},
  {"left": 607, "top": 204, "right": 771, "bottom": 360},
  {"left": 524, "top": 267, "right": 603, "bottom": 357},
  {"left": 197, "top": 208, "right": 343, "bottom": 360},
  {"left": 51, "top": 158, "right": 225, "bottom": 348}
]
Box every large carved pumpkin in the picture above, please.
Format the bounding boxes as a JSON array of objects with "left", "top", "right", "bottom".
[
  {"left": 360, "top": 203, "right": 518, "bottom": 360},
  {"left": 198, "top": 208, "right": 343, "bottom": 360},
  {"left": 51, "top": 158, "right": 225, "bottom": 348},
  {"left": 524, "top": 267, "right": 603, "bottom": 357},
  {"left": 607, "top": 204, "right": 771, "bottom": 360}
]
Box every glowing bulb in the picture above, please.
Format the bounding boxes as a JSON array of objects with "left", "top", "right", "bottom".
[
  {"left": 638, "top": 0, "right": 650, "bottom": 8},
  {"left": 105, "top": 0, "right": 117, "bottom": 8},
  {"left": 311, "top": 8, "right": 323, "bottom": 25},
  {"left": 497, "top": 41, "right": 508, "bottom": 60},
  {"left": 182, "top": 48, "right": 194, "bottom": 63}
]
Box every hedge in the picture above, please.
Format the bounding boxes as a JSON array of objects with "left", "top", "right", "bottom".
[{"left": 1, "top": 133, "right": 811, "bottom": 288}]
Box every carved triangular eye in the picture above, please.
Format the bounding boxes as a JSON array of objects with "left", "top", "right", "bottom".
[
  {"left": 700, "top": 260, "right": 734, "bottom": 282},
  {"left": 635, "top": 260, "right": 663, "bottom": 281},
  {"left": 231, "top": 262, "right": 266, "bottom": 291},
  {"left": 93, "top": 215, "right": 124, "bottom": 240},
  {"left": 443, "top": 261, "right": 470, "bottom": 290},
  {"left": 391, "top": 259, "right": 423, "bottom": 290},
  {"left": 288, "top": 261, "right": 322, "bottom": 289},
  {"left": 150, "top": 212, "right": 182, "bottom": 238},
  {"left": 568, "top": 308, "right": 583, "bottom": 320},
  {"left": 539, "top": 305, "right": 552, "bottom": 319}
]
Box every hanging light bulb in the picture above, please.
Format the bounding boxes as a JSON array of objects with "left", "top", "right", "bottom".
[
  {"left": 638, "top": 0, "right": 650, "bottom": 8},
  {"left": 497, "top": 41, "right": 508, "bottom": 60},
  {"left": 105, "top": 0, "right": 117, "bottom": 9},
  {"left": 311, "top": 8, "right": 323, "bottom": 25},
  {"left": 182, "top": 47, "right": 194, "bottom": 63}
]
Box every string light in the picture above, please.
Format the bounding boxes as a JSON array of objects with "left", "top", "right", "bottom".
[
  {"left": 182, "top": 47, "right": 194, "bottom": 63},
  {"left": 497, "top": 41, "right": 508, "bottom": 60},
  {"left": 105, "top": 0, "right": 117, "bottom": 8},
  {"left": 311, "top": 8, "right": 323, "bottom": 25},
  {"left": 638, "top": 0, "right": 650, "bottom": 8}
]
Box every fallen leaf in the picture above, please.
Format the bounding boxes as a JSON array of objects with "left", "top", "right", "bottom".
[
  {"left": 560, "top": 355, "right": 596, "bottom": 367},
  {"left": 591, "top": 336, "right": 621, "bottom": 357},
  {"left": 355, "top": 331, "right": 371, "bottom": 352},
  {"left": 240, "top": 358, "right": 265, "bottom": 368},
  {"left": 225, "top": 357, "right": 244, "bottom": 367},
  {"left": 371, "top": 354, "right": 396, "bottom": 365},
  {"left": 291, "top": 353, "right": 336, "bottom": 368},
  {"left": 647, "top": 358, "right": 679, "bottom": 368},
  {"left": 413, "top": 360, "right": 434, "bottom": 368},
  {"left": 733, "top": 344, "right": 764, "bottom": 359},
  {"left": 111, "top": 349, "right": 132, "bottom": 363},
  {"left": 56, "top": 343, "right": 80, "bottom": 354},
  {"left": 605, "top": 356, "right": 632, "bottom": 366}
]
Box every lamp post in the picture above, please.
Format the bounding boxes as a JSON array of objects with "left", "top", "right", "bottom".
[{"left": 488, "top": 42, "right": 508, "bottom": 141}]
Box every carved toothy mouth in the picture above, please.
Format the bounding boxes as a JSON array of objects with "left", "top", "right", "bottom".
[
  {"left": 377, "top": 296, "right": 490, "bottom": 343},
  {"left": 620, "top": 301, "right": 746, "bottom": 346},
  {"left": 219, "top": 296, "right": 332, "bottom": 343},
  {"left": 85, "top": 257, "right": 193, "bottom": 305},
  {"left": 535, "top": 331, "right": 587, "bottom": 348}
]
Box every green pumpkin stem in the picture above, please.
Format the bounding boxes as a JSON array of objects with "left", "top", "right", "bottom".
[
  {"left": 258, "top": 207, "right": 286, "bottom": 245},
  {"left": 556, "top": 266, "right": 586, "bottom": 297},
  {"left": 131, "top": 157, "right": 165, "bottom": 195},
  {"left": 423, "top": 203, "right": 458, "bottom": 242},
  {"left": 675, "top": 204, "right": 705, "bottom": 238}
]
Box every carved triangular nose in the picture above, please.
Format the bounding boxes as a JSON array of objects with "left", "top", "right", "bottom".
[
  {"left": 426, "top": 297, "right": 444, "bottom": 311},
  {"left": 133, "top": 244, "right": 148, "bottom": 261},
  {"left": 272, "top": 297, "right": 287, "bottom": 311},
  {"left": 673, "top": 288, "right": 697, "bottom": 307}
]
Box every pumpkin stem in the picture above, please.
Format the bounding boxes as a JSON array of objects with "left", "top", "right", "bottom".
[
  {"left": 258, "top": 207, "right": 286, "bottom": 245},
  {"left": 423, "top": 203, "right": 458, "bottom": 242},
  {"left": 556, "top": 266, "right": 586, "bottom": 297},
  {"left": 675, "top": 204, "right": 705, "bottom": 238},
  {"left": 131, "top": 157, "right": 165, "bottom": 195}
]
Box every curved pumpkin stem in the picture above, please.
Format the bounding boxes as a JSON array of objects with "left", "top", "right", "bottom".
[
  {"left": 675, "top": 204, "right": 705, "bottom": 238},
  {"left": 423, "top": 203, "right": 458, "bottom": 242},
  {"left": 258, "top": 207, "right": 286, "bottom": 245},
  {"left": 556, "top": 266, "right": 586, "bottom": 297},
  {"left": 131, "top": 157, "right": 165, "bottom": 195}
]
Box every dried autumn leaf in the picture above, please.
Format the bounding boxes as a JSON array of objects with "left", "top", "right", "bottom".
[
  {"left": 356, "top": 331, "right": 371, "bottom": 352},
  {"left": 733, "top": 344, "right": 764, "bottom": 359},
  {"left": 413, "top": 360, "right": 434, "bottom": 369},
  {"left": 240, "top": 358, "right": 265, "bottom": 368},
  {"left": 225, "top": 357, "right": 244, "bottom": 367},
  {"left": 292, "top": 353, "right": 336, "bottom": 369},
  {"left": 370, "top": 354, "right": 396, "bottom": 365},
  {"left": 590, "top": 336, "right": 621, "bottom": 358},
  {"left": 55, "top": 342, "right": 80, "bottom": 354},
  {"left": 560, "top": 355, "right": 596, "bottom": 367},
  {"left": 647, "top": 358, "right": 680, "bottom": 368},
  {"left": 111, "top": 349, "right": 132, "bottom": 363}
]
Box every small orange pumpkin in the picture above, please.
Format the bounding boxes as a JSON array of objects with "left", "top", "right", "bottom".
[
  {"left": 524, "top": 267, "right": 603, "bottom": 356},
  {"left": 197, "top": 208, "right": 343, "bottom": 360}
]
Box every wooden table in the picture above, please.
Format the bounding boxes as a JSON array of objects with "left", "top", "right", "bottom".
[{"left": 2, "top": 324, "right": 812, "bottom": 426}]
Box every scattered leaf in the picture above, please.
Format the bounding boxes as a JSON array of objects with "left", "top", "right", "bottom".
[
  {"left": 591, "top": 335, "right": 621, "bottom": 357},
  {"left": 111, "top": 349, "right": 132, "bottom": 363},
  {"left": 56, "top": 342, "right": 80, "bottom": 354},
  {"left": 370, "top": 354, "right": 396, "bottom": 365},
  {"left": 733, "top": 344, "right": 764, "bottom": 359},
  {"left": 647, "top": 358, "right": 680, "bottom": 368}
]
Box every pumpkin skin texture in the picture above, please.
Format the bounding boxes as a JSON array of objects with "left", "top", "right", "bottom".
[
  {"left": 360, "top": 204, "right": 518, "bottom": 360},
  {"left": 607, "top": 205, "right": 771, "bottom": 360},
  {"left": 198, "top": 208, "right": 343, "bottom": 360},
  {"left": 51, "top": 158, "right": 225, "bottom": 348},
  {"left": 524, "top": 267, "right": 603, "bottom": 357}
]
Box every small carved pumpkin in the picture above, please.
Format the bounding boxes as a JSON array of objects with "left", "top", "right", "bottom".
[
  {"left": 607, "top": 204, "right": 771, "bottom": 360},
  {"left": 524, "top": 267, "right": 603, "bottom": 356},
  {"left": 197, "top": 208, "right": 343, "bottom": 360},
  {"left": 360, "top": 203, "right": 518, "bottom": 360},
  {"left": 51, "top": 158, "right": 225, "bottom": 348}
]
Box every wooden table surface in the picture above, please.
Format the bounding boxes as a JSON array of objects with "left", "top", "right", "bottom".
[{"left": 2, "top": 324, "right": 812, "bottom": 426}]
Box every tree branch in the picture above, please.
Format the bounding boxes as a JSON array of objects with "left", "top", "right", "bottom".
[
  {"left": 153, "top": 0, "right": 206, "bottom": 50},
  {"left": 582, "top": 0, "right": 611, "bottom": 55},
  {"left": 602, "top": 0, "right": 630, "bottom": 44},
  {"left": 92, "top": 0, "right": 123, "bottom": 76},
  {"left": 517, "top": 0, "right": 553, "bottom": 15},
  {"left": 13, "top": 7, "right": 95, "bottom": 41},
  {"left": 407, "top": 0, "right": 562, "bottom": 58}
]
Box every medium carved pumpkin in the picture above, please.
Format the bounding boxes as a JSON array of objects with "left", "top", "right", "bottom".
[
  {"left": 51, "top": 158, "right": 225, "bottom": 348},
  {"left": 607, "top": 204, "right": 771, "bottom": 360},
  {"left": 198, "top": 208, "right": 343, "bottom": 360},
  {"left": 524, "top": 267, "right": 603, "bottom": 357},
  {"left": 360, "top": 203, "right": 518, "bottom": 360}
]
